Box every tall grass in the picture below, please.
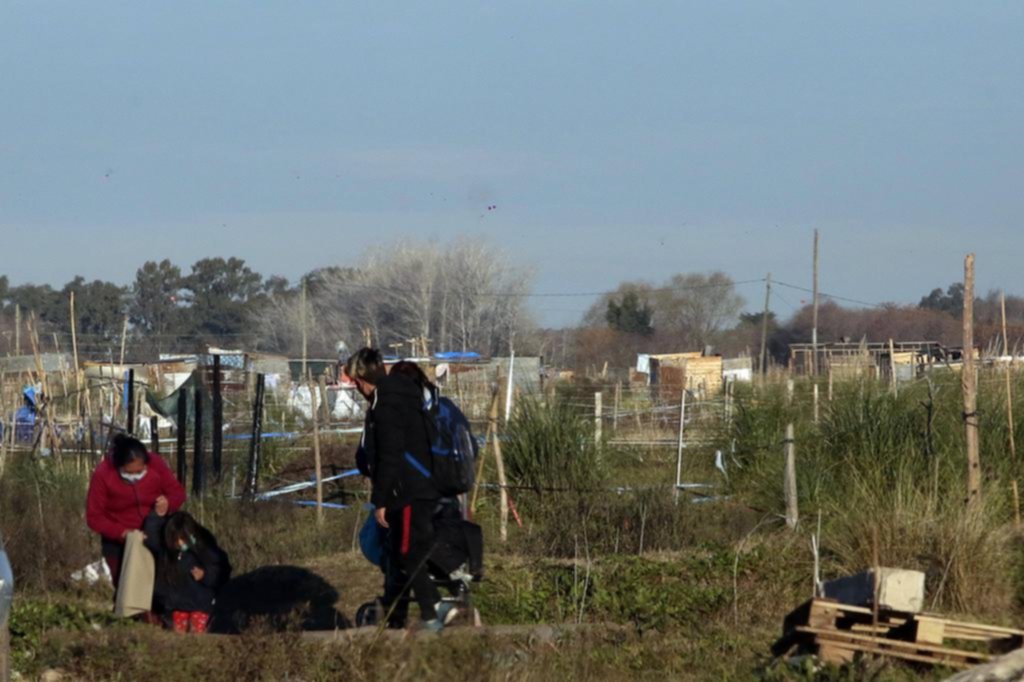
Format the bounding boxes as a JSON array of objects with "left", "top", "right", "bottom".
[{"left": 727, "top": 370, "right": 1024, "bottom": 616}]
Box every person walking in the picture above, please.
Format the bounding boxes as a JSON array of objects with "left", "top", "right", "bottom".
[{"left": 345, "top": 348, "right": 443, "bottom": 632}]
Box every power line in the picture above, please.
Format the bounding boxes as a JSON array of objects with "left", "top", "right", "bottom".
[{"left": 773, "top": 279, "right": 883, "bottom": 308}]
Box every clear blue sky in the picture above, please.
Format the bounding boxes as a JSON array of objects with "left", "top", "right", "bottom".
[{"left": 2, "top": 1, "right": 1022, "bottom": 325}]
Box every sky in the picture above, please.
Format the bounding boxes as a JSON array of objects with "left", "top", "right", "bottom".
[{"left": 2, "top": 1, "right": 1023, "bottom": 326}]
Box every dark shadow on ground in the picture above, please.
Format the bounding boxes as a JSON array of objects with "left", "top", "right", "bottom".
[{"left": 211, "top": 565, "right": 351, "bottom": 634}]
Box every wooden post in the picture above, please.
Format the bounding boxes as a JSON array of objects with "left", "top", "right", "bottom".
[
  {"left": 70, "top": 291, "right": 81, "bottom": 418},
  {"left": 300, "top": 279, "right": 308, "bottom": 380},
  {"left": 118, "top": 315, "right": 129, "bottom": 366},
  {"left": 244, "top": 374, "right": 266, "bottom": 500},
  {"left": 963, "top": 253, "right": 981, "bottom": 508},
  {"left": 504, "top": 351, "right": 515, "bottom": 424},
  {"left": 760, "top": 273, "right": 772, "bottom": 376},
  {"left": 493, "top": 400, "right": 509, "bottom": 543},
  {"left": 613, "top": 381, "right": 621, "bottom": 433},
  {"left": 212, "top": 355, "right": 223, "bottom": 481},
  {"left": 470, "top": 388, "right": 501, "bottom": 514},
  {"left": 192, "top": 384, "right": 204, "bottom": 496},
  {"left": 811, "top": 229, "right": 820, "bottom": 376},
  {"left": 786, "top": 379, "right": 795, "bottom": 406},
  {"left": 150, "top": 416, "right": 159, "bottom": 454},
  {"left": 318, "top": 374, "right": 330, "bottom": 424},
  {"left": 813, "top": 383, "right": 820, "bottom": 424},
  {"left": 594, "top": 392, "right": 603, "bottom": 445},
  {"left": 176, "top": 389, "right": 187, "bottom": 484},
  {"left": 125, "top": 369, "right": 135, "bottom": 435},
  {"left": 1002, "top": 292, "right": 1019, "bottom": 527},
  {"left": 828, "top": 362, "right": 834, "bottom": 402},
  {"left": 784, "top": 423, "right": 798, "bottom": 529},
  {"left": 309, "top": 380, "right": 324, "bottom": 527},
  {"left": 14, "top": 305, "right": 20, "bottom": 355},
  {"left": 888, "top": 339, "right": 897, "bottom": 396},
  {"left": 674, "top": 388, "right": 686, "bottom": 503}
]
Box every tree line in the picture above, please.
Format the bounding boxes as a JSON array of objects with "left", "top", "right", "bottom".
[{"left": 0, "top": 238, "right": 533, "bottom": 361}]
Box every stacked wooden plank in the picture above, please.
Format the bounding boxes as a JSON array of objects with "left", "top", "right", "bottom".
[{"left": 773, "top": 598, "right": 1024, "bottom": 671}]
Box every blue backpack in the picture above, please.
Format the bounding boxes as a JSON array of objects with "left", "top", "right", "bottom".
[{"left": 423, "top": 394, "right": 478, "bottom": 496}]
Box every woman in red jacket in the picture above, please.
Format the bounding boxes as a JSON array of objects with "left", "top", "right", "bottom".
[{"left": 86, "top": 433, "right": 187, "bottom": 585}]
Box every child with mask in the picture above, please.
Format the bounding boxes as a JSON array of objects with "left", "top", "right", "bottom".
[{"left": 144, "top": 511, "right": 231, "bottom": 633}]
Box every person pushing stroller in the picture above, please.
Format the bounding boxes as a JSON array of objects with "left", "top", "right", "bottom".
[{"left": 344, "top": 348, "right": 446, "bottom": 632}]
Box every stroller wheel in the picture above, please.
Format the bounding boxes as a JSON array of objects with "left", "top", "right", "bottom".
[{"left": 355, "top": 600, "right": 382, "bottom": 627}]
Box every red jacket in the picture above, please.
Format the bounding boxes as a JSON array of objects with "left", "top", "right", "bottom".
[{"left": 86, "top": 453, "right": 186, "bottom": 543}]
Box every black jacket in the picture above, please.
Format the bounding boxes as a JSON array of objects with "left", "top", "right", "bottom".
[
  {"left": 360, "top": 373, "right": 439, "bottom": 509},
  {"left": 144, "top": 514, "right": 232, "bottom": 613}
]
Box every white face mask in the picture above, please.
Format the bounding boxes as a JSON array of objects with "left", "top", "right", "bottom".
[{"left": 120, "top": 469, "right": 147, "bottom": 484}]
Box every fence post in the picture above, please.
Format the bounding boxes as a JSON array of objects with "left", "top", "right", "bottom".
[
  {"left": 594, "top": 392, "right": 603, "bottom": 445},
  {"left": 126, "top": 369, "right": 135, "bottom": 435},
  {"left": 784, "top": 423, "right": 798, "bottom": 529},
  {"left": 613, "top": 381, "right": 621, "bottom": 433},
  {"left": 212, "top": 355, "right": 223, "bottom": 482},
  {"left": 176, "top": 389, "right": 187, "bottom": 484},
  {"left": 674, "top": 388, "right": 686, "bottom": 503},
  {"left": 244, "top": 374, "right": 266, "bottom": 500},
  {"left": 813, "top": 384, "right": 820, "bottom": 424},
  {"left": 192, "top": 385, "right": 204, "bottom": 497}
]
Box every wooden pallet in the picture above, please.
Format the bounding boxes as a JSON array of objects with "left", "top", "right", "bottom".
[{"left": 774, "top": 598, "right": 1024, "bottom": 670}]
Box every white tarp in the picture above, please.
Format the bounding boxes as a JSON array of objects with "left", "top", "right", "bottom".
[{"left": 287, "top": 385, "right": 362, "bottom": 421}]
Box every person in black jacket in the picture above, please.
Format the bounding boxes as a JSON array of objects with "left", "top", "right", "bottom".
[
  {"left": 345, "top": 348, "right": 443, "bottom": 632},
  {"left": 144, "top": 511, "right": 231, "bottom": 633}
]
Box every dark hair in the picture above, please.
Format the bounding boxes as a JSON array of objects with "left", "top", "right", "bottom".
[
  {"left": 110, "top": 433, "right": 149, "bottom": 468},
  {"left": 160, "top": 511, "right": 225, "bottom": 588},
  {"left": 344, "top": 347, "right": 386, "bottom": 383},
  {"left": 391, "top": 361, "right": 435, "bottom": 392}
]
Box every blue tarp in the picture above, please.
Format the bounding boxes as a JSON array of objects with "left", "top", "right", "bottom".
[{"left": 434, "top": 352, "right": 482, "bottom": 361}]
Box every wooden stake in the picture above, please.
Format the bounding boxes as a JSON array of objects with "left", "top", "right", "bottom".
[
  {"left": 70, "top": 291, "right": 81, "bottom": 418},
  {"left": 784, "top": 423, "right": 798, "bottom": 529},
  {"left": 1002, "top": 291, "right": 1019, "bottom": 527},
  {"left": 811, "top": 230, "right": 820, "bottom": 376},
  {"left": 813, "top": 383, "right": 820, "bottom": 424},
  {"left": 613, "top": 381, "right": 621, "bottom": 433},
  {"left": 309, "top": 380, "right": 324, "bottom": 527},
  {"left": 760, "top": 273, "right": 772, "bottom": 376},
  {"left": 888, "top": 338, "right": 897, "bottom": 396},
  {"left": 118, "top": 315, "right": 129, "bottom": 366},
  {"left": 674, "top": 388, "right": 686, "bottom": 503},
  {"left": 963, "top": 253, "right": 981, "bottom": 508},
  {"left": 14, "top": 304, "right": 20, "bottom": 355},
  {"left": 470, "top": 388, "right": 501, "bottom": 514},
  {"left": 300, "top": 279, "right": 308, "bottom": 380},
  {"left": 594, "top": 391, "right": 603, "bottom": 445}
]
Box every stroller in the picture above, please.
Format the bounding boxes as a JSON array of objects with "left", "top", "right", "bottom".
[{"left": 354, "top": 496, "right": 484, "bottom": 628}]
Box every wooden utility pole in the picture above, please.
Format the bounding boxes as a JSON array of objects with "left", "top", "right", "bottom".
[
  {"left": 811, "top": 230, "right": 820, "bottom": 376},
  {"left": 1002, "top": 291, "right": 1019, "bottom": 526},
  {"left": 963, "top": 253, "right": 981, "bottom": 508},
  {"left": 760, "top": 273, "right": 772, "bottom": 376},
  {"left": 784, "top": 423, "right": 798, "bottom": 529},
  {"left": 300, "top": 279, "right": 308, "bottom": 380}
]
